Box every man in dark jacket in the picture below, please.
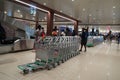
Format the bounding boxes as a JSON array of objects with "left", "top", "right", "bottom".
[{"left": 79, "top": 28, "right": 88, "bottom": 52}]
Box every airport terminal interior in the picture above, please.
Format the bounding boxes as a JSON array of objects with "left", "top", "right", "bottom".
[{"left": 0, "top": 0, "right": 120, "bottom": 80}]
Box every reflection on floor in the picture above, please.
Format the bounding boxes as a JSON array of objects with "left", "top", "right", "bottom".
[{"left": 0, "top": 42, "right": 120, "bottom": 80}]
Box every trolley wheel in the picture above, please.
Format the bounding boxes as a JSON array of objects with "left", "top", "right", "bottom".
[
  {"left": 47, "top": 65, "right": 52, "bottom": 70},
  {"left": 62, "top": 59, "right": 65, "bottom": 63},
  {"left": 53, "top": 63, "right": 57, "bottom": 68},
  {"left": 71, "top": 54, "right": 73, "bottom": 57},
  {"left": 57, "top": 61, "right": 61, "bottom": 65},
  {"left": 32, "top": 68, "right": 37, "bottom": 72},
  {"left": 23, "top": 69, "right": 29, "bottom": 74}
]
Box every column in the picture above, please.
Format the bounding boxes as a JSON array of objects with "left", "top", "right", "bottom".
[
  {"left": 35, "top": 10, "right": 39, "bottom": 29},
  {"left": 47, "top": 11, "right": 54, "bottom": 36}
]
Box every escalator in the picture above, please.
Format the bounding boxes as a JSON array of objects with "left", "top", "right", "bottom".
[{"left": 0, "top": 12, "right": 35, "bottom": 54}]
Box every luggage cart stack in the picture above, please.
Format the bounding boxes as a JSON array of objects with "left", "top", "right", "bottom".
[{"left": 18, "top": 36, "right": 80, "bottom": 74}]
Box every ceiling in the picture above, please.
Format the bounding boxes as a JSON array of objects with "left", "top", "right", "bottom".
[{"left": 33, "top": 0, "right": 120, "bottom": 24}]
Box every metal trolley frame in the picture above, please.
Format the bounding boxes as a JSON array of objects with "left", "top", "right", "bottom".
[{"left": 18, "top": 36, "right": 80, "bottom": 74}]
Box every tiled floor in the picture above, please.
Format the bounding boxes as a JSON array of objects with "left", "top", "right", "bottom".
[{"left": 0, "top": 42, "right": 120, "bottom": 80}]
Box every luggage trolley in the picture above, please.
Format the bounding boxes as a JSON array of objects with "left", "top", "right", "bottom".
[{"left": 18, "top": 36, "right": 80, "bottom": 74}]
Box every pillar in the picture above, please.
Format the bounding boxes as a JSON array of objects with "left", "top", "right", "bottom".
[
  {"left": 47, "top": 11, "right": 54, "bottom": 36},
  {"left": 35, "top": 10, "right": 39, "bottom": 29}
]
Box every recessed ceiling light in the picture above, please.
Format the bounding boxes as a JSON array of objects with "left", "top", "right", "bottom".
[
  {"left": 72, "top": 0, "right": 75, "bottom": 1},
  {"left": 4, "top": 11, "right": 7, "bottom": 14},
  {"left": 17, "top": 10, "right": 20, "bottom": 12},
  {"left": 43, "top": 3, "right": 46, "bottom": 5},
  {"left": 113, "top": 6, "right": 116, "bottom": 9},
  {"left": 83, "top": 8, "right": 85, "bottom": 11}
]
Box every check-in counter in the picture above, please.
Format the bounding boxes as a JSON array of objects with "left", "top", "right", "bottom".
[{"left": 87, "top": 36, "right": 103, "bottom": 47}]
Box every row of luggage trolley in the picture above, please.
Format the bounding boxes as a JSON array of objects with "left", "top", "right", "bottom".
[{"left": 18, "top": 36, "right": 81, "bottom": 74}]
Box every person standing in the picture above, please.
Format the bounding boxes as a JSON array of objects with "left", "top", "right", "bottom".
[
  {"left": 52, "top": 29, "right": 58, "bottom": 36},
  {"left": 35, "top": 25, "right": 41, "bottom": 41},
  {"left": 41, "top": 27, "right": 46, "bottom": 39},
  {"left": 65, "top": 27, "right": 72, "bottom": 36},
  {"left": 79, "top": 28, "right": 89, "bottom": 52}
]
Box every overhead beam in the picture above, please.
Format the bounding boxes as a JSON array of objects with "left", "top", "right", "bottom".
[{"left": 74, "top": 21, "right": 78, "bottom": 35}]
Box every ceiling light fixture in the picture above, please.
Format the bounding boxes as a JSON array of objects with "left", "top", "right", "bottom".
[
  {"left": 72, "top": 0, "right": 75, "bottom": 1},
  {"left": 113, "top": 6, "right": 116, "bottom": 9},
  {"left": 4, "top": 11, "right": 7, "bottom": 14},
  {"left": 15, "top": 0, "right": 48, "bottom": 13},
  {"left": 83, "top": 8, "right": 86, "bottom": 11},
  {"left": 17, "top": 10, "right": 20, "bottom": 12},
  {"left": 43, "top": 3, "right": 46, "bottom": 5}
]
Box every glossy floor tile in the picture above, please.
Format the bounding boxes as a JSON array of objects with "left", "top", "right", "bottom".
[{"left": 0, "top": 42, "right": 120, "bottom": 80}]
